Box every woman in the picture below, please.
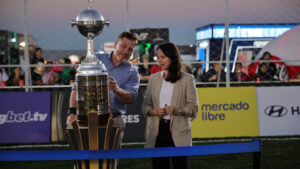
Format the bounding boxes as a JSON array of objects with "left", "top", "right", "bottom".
[
  {"left": 31, "top": 47, "right": 44, "bottom": 64},
  {"left": 6, "top": 67, "right": 24, "bottom": 86},
  {"left": 142, "top": 42, "right": 198, "bottom": 169}
]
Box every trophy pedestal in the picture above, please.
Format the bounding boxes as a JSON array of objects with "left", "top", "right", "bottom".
[{"left": 66, "top": 112, "right": 120, "bottom": 169}]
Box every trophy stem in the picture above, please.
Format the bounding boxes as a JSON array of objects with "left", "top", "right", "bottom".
[{"left": 87, "top": 39, "right": 95, "bottom": 59}]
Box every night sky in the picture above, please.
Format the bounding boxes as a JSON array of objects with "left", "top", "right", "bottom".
[{"left": 0, "top": 0, "right": 299, "bottom": 50}]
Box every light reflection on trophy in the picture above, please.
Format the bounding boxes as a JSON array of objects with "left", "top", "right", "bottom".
[
  {"left": 71, "top": 8, "right": 110, "bottom": 116},
  {"left": 66, "top": 7, "right": 120, "bottom": 169}
]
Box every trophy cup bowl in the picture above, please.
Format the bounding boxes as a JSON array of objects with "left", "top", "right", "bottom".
[{"left": 72, "top": 9, "right": 109, "bottom": 38}]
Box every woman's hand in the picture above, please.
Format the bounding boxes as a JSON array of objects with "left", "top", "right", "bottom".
[
  {"left": 164, "top": 105, "right": 175, "bottom": 115},
  {"left": 149, "top": 108, "right": 166, "bottom": 118}
]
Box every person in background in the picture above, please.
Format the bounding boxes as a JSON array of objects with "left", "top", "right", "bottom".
[
  {"left": 142, "top": 42, "right": 198, "bottom": 169},
  {"left": 130, "top": 56, "right": 140, "bottom": 73},
  {"left": 184, "top": 64, "right": 193, "bottom": 74},
  {"left": 42, "top": 62, "right": 58, "bottom": 85},
  {"left": 31, "top": 47, "right": 45, "bottom": 85},
  {"left": 0, "top": 68, "right": 9, "bottom": 87},
  {"left": 31, "top": 47, "right": 45, "bottom": 64},
  {"left": 254, "top": 63, "right": 274, "bottom": 82},
  {"left": 61, "top": 58, "right": 73, "bottom": 85},
  {"left": 231, "top": 62, "right": 249, "bottom": 82},
  {"left": 260, "top": 51, "right": 277, "bottom": 78},
  {"left": 202, "top": 57, "right": 225, "bottom": 82},
  {"left": 69, "top": 64, "right": 78, "bottom": 86},
  {"left": 289, "top": 72, "right": 300, "bottom": 82},
  {"left": 192, "top": 61, "right": 205, "bottom": 82},
  {"left": 6, "top": 67, "right": 24, "bottom": 86},
  {"left": 67, "top": 31, "right": 139, "bottom": 169},
  {"left": 138, "top": 54, "right": 151, "bottom": 83},
  {"left": 150, "top": 58, "right": 163, "bottom": 75},
  {"left": 31, "top": 62, "right": 44, "bottom": 85}
]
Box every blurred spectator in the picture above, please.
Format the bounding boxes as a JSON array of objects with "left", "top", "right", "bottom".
[
  {"left": 31, "top": 62, "right": 44, "bottom": 85},
  {"left": 69, "top": 65, "right": 77, "bottom": 86},
  {"left": 0, "top": 68, "right": 9, "bottom": 87},
  {"left": 31, "top": 47, "right": 44, "bottom": 64},
  {"left": 52, "top": 59, "right": 65, "bottom": 72},
  {"left": 192, "top": 62, "right": 205, "bottom": 82},
  {"left": 202, "top": 58, "right": 225, "bottom": 82},
  {"left": 289, "top": 72, "right": 300, "bottom": 82},
  {"left": 150, "top": 63, "right": 162, "bottom": 74},
  {"left": 254, "top": 63, "right": 274, "bottom": 82},
  {"left": 260, "top": 51, "right": 277, "bottom": 78},
  {"left": 231, "top": 62, "right": 249, "bottom": 82},
  {"left": 42, "top": 62, "right": 58, "bottom": 85},
  {"left": 31, "top": 47, "right": 45, "bottom": 85},
  {"left": 61, "top": 58, "right": 73, "bottom": 85},
  {"left": 6, "top": 67, "right": 24, "bottom": 86},
  {"left": 130, "top": 56, "right": 140, "bottom": 71},
  {"left": 184, "top": 64, "right": 193, "bottom": 74},
  {"left": 138, "top": 54, "right": 151, "bottom": 83}
]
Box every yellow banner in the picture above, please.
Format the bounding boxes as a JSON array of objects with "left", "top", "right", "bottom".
[{"left": 192, "top": 87, "right": 259, "bottom": 138}]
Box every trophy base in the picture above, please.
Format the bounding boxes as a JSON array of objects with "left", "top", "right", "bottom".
[{"left": 66, "top": 113, "right": 120, "bottom": 169}]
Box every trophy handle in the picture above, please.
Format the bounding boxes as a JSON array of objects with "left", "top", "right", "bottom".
[
  {"left": 71, "top": 19, "right": 77, "bottom": 27},
  {"left": 104, "top": 19, "right": 110, "bottom": 27}
]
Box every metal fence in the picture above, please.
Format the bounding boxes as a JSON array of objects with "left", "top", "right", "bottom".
[{"left": 1, "top": 0, "right": 300, "bottom": 90}]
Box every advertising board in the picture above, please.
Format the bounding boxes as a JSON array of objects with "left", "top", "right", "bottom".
[{"left": 0, "top": 92, "right": 51, "bottom": 143}]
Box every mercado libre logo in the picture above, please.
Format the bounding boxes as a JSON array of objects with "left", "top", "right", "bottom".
[
  {"left": 192, "top": 87, "right": 259, "bottom": 138},
  {"left": 201, "top": 102, "right": 250, "bottom": 121}
]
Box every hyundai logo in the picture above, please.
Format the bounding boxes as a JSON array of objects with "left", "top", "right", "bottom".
[{"left": 264, "top": 105, "right": 288, "bottom": 117}]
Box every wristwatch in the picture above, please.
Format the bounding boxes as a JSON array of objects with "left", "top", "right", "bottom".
[{"left": 68, "top": 107, "right": 77, "bottom": 115}]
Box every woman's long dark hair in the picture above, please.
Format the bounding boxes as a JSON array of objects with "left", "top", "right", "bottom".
[{"left": 157, "top": 42, "right": 182, "bottom": 83}]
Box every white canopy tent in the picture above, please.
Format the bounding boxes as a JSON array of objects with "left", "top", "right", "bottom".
[
  {"left": 256, "top": 25, "right": 300, "bottom": 66},
  {"left": 255, "top": 25, "right": 300, "bottom": 79}
]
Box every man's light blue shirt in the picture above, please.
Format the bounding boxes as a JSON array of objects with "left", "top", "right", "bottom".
[{"left": 72, "top": 53, "right": 140, "bottom": 114}]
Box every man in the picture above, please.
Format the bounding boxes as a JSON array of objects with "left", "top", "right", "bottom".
[
  {"left": 67, "top": 31, "right": 139, "bottom": 169},
  {"left": 202, "top": 57, "right": 226, "bottom": 82}
]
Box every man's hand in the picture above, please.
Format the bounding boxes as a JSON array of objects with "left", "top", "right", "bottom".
[
  {"left": 109, "top": 76, "right": 121, "bottom": 94},
  {"left": 108, "top": 76, "right": 134, "bottom": 104},
  {"left": 210, "top": 74, "right": 217, "bottom": 81},
  {"left": 66, "top": 114, "right": 76, "bottom": 125}
]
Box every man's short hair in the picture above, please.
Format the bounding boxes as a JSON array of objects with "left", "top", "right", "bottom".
[{"left": 117, "top": 31, "right": 138, "bottom": 44}]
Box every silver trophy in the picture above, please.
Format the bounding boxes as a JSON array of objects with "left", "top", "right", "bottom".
[
  {"left": 68, "top": 4, "right": 120, "bottom": 169},
  {"left": 71, "top": 7, "right": 110, "bottom": 116}
]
